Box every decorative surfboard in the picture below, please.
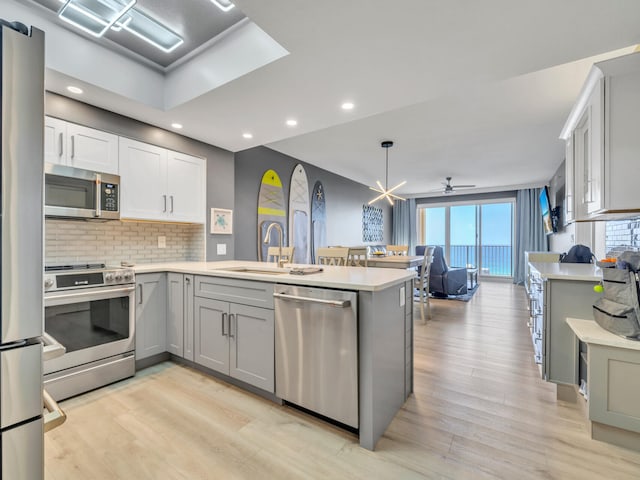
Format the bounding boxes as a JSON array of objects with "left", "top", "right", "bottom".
[
  {"left": 311, "top": 180, "right": 326, "bottom": 264},
  {"left": 288, "top": 164, "right": 311, "bottom": 264},
  {"left": 257, "top": 169, "right": 287, "bottom": 262}
]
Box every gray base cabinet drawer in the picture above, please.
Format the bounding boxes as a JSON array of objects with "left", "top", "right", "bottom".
[{"left": 195, "top": 276, "right": 274, "bottom": 309}]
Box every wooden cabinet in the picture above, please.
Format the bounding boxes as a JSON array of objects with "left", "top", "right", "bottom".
[
  {"left": 119, "top": 137, "right": 205, "bottom": 223},
  {"left": 135, "top": 273, "right": 167, "bottom": 361},
  {"left": 167, "top": 273, "right": 195, "bottom": 360},
  {"left": 561, "top": 53, "right": 640, "bottom": 220},
  {"left": 193, "top": 276, "right": 274, "bottom": 392},
  {"left": 44, "top": 116, "right": 118, "bottom": 174}
]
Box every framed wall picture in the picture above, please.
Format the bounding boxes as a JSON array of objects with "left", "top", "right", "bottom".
[{"left": 211, "top": 208, "right": 233, "bottom": 234}]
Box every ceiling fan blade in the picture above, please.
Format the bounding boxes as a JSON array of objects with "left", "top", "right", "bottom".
[{"left": 452, "top": 184, "right": 476, "bottom": 188}]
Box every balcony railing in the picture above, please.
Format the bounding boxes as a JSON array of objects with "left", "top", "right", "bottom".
[{"left": 432, "top": 244, "right": 513, "bottom": 277}]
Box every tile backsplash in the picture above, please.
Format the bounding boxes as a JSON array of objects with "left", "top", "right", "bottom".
[
  {"left": 45, "top": 219, "right": 204, "bottom": 266},
  {"left": 605, "top": 217, "right": 640, "bottom": 255}
]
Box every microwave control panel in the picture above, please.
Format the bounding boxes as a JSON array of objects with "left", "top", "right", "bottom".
[{"left": 101, "top": 183, "right": 119, "bottom": 211}]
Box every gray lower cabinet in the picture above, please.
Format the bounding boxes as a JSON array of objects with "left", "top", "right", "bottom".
[
  {"left": 167, "top": 273, "right": 195, "bottom": 360},
  {"left": 193, "top": 276, "right": 275, "bottom": 393},
  {"left": 589, "top": 344, "right": 640, "bottom": 434},
  {"left": 135, "top": 273, "right": 167, "bottom": 360},
  {"left": 194, "top": 296, "right": 275, "bottom": 393}
]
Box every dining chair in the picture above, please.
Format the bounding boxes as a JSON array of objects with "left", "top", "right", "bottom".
[
  {"left": 316, "top": 247, "right": 350, "bottom": 266},
  {"left": 348, "top": 247, "right": 368, "bottom": 267},
  {"left": 414, "top": 246, "right": 435, "bottom": 323},
  {"left": 386, "top": 245, "right": 409, "bottom": 256},
  {"left": 267, "top": 246, "right": 295, "bottom": 265}
]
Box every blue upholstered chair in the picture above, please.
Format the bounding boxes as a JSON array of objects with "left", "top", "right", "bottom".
[{"left": 428, "top": 246, "right": 468, "bottom": 297}]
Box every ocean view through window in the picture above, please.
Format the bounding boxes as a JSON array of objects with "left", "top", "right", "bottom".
[{"left": 417, "top": 200, "right": 514, "bottom": 277}]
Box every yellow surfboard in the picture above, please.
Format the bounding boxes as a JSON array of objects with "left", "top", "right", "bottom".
[{"left": 257, "top": 169, "right": 287, "bottom": 261}]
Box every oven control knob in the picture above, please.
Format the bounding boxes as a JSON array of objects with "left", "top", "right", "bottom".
[
  {"left": 104, "top": 273, "right": 114, "bottom": 282},
  {"left": 123, "top": 272, "right": 133, "bottom": 282},
  {"left": 115, "top": 274, "right": 123, "bottom": 282},
  {"left": 44, "top": 278, "right": 54, "bottom": 289}
]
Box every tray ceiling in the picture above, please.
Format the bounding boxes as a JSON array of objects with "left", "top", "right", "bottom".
[{"left": 27, "top": 0, "right": 246, "bottom": 69}]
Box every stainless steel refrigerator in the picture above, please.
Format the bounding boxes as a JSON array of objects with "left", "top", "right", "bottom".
[{"left": 0, "top": 20, "right": 45, "bottom": 479}]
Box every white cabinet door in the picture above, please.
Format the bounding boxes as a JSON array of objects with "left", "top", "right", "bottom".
[
  {"left": 44, "top": 117, "right": 67, "bottom": 165},
  {"left": 586, "top": 79, "right": 604, "bottom": 215},
  {"left": 564, "top": 138, "right": 575, "bottom": 225},
  {"left": 167, "top": 150, "right": 205, "bottom": 223},
  {"left": 66, "top": 123, "right": 119, "bottom": 174},
  {"left": 119, "top": 137, "right": 168, "bottom": 221}
]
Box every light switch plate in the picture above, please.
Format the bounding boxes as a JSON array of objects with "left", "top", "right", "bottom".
[
  {"left": 217, "top": 243, "right": 227, "bottom": 255},
  {"left": 158, "top": 236, "right": 166, "bottom": 248},
  {"left": 400, "top": 286, "right": 405, "bottom": 306}
]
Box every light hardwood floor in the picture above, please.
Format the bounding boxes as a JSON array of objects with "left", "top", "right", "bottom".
[{"left": 45, "top": 281, "right": 640, "bottom": 479}]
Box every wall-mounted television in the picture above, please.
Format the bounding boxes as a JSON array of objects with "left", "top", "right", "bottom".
[{"left": 539, "top": 186, "right": 557, "bottom": 235}]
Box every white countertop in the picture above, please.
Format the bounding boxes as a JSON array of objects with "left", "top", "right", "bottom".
[
  {"left": 566, "top": 317, "right": 640, "bottom": 351},
  {"left": 529, "top": 262, "right": 602, "bottom": 281},
  {"left": 132, "top": 261, "right": 416, "bottom": 291}
]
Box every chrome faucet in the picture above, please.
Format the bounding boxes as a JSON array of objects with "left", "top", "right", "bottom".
[{"left": 263, "top": 222, "right": 285, "bottom": 267}]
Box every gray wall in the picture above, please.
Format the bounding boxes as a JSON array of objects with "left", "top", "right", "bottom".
[
  {"left": 234, "top": 146, "right": 392, "bottom": 261},
  {"left": 46, "top": 92, "right": 234, "bottom": 261}
]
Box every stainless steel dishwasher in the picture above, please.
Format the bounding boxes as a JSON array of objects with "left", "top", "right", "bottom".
[{"left": 274, "top": 284, "right": 358, "bottom": 428}]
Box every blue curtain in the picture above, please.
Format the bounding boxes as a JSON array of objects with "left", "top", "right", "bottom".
[
  {"left": 392, "top": 198, "right": 416, "bottom": 254},
  {"left": 513, "top": 188, "right": 548, "bottom": 284}
]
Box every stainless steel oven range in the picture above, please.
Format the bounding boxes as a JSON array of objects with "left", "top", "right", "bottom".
[{"left": 44, "top": 263, "right": 136, "bottom": 401}]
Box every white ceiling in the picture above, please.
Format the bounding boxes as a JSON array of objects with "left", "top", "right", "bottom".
[{"left": 9, "top": 0, "right": 640, "bottom": 196}]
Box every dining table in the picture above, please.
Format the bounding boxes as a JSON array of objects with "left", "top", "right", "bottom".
[{"left": 366, "top": 255, "right": 423, "bottom": 269}]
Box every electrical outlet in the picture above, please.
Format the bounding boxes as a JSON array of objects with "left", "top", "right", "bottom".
[
  {"left": 217, "top": 243, "right": 227, "bottom": 255},
  {"left": 158, "top": 236, "right": 166, "bottom": 248}
]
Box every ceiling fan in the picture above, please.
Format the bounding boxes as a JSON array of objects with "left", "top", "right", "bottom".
[{"left": 432, "top": 176, "right": 476, "bottom": 194}]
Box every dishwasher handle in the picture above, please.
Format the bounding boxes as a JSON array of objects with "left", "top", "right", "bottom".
[{"left": 273, "top": 292, "right": 351, "bottom": 308}]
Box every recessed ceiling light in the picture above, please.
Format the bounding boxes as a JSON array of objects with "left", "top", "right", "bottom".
[
  {"left": 67, "top": 86, "right": 83, "bottom": 94},
  {"left": 341, "top": 102, "right": 355, "bottom": 110},
  {"left": 171, "top": 123, "right": 183, "bottom": 129},
  {"left": 242, "top": 133, "right": 253, "bottom": 139},
  {"left": 286, "top": 119, "right": 298, "bottom": 127},
  {"left": 211, "top": 0, "right": 235, "bottom": 12}
]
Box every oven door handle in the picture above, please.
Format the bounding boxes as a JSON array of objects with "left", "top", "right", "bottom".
[
  {"left": 43, "top": 388, "right": 67, "bottom": 433},
  {"left": 41, "top": 332, "right": 66, "bottom": 361},
  {"left": 45, "top": 285, "right": 136, "bottom": 305}
]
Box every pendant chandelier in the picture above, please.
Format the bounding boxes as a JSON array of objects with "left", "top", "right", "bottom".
[{"left": 368, "top": 140, "right": 406, "bottom": 205}]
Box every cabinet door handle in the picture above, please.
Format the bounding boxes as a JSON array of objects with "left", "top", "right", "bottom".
[
  {"left": 229, "top": 314, "right": 235, "bottom": 339},
  {"left": 185, "top": 277, "right": 190, "bottom": 284},
  {"left": 170, "top": 195, "right": 174, "bottom": 213},
  {"left": 70, "top": 135, "right": 75, "bottom": 159},
  {"left": 162, "top": 195, "right": 167, "bottom": 212},
  {"left": 221, "top": 312, "right": 227, "bottom": 336},
  {"left": 138, "top": 284, "right": 143, "bottom": 304},
  {"left": 58, "top": 132, "right": 63, "bottom": 157}
]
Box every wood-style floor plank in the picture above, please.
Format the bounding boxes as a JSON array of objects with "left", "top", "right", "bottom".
[{"left": 45, "top": 281, "right": 640, "bottom": 479}]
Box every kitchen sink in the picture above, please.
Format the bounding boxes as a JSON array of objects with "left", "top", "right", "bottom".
[{"left": 214, "top": 266, "right": 289, "bottom": 275}]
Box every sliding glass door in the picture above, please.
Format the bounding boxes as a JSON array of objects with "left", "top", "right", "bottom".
[{"left": 417, "top": 200, "right": 514, "bottom": 277}]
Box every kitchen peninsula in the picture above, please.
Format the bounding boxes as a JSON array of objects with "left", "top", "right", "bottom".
[{"left": 133, "top": 261, "right": 416, "bottom": 451}]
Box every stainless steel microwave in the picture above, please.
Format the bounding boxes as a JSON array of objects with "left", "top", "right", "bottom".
[{"left": 44, "top": 164, "right": 120, "bottom": 220}]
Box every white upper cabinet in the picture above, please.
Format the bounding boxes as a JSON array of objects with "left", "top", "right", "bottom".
[
  {"left": 119, "top": 137, "right": 167, "bottom": 221},
  {"left": 167, "top": 150, "right": 206, "bottom": 223},
  {"left": 119, "top": 137, "right": 205, "bottom": 224},
  {"left": 560, "top": 53, "right": 640, "bottom": 221},
  {"left": 564, "top": 138, "right": 575, "bottom": 225},
  {"left": 44, "top": 116, "right": 119, "bottom": 174}
]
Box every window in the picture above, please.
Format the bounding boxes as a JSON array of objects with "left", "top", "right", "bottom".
[{"left": 417, "top": 199, "right": 514, "bottom": 277}]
